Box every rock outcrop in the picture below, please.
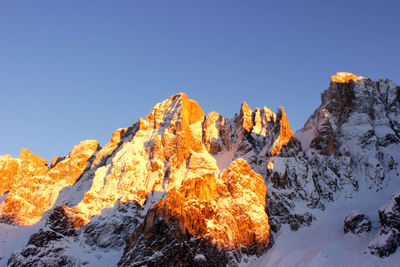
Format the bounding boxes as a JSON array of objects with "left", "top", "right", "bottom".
[
  {"left": 379, "top": 192, "right": 400, "bottom": 231},
  {"left": 343, "top": 211, "right": 371, "bottom": 235},
  {"left": 369, "top": 227, "right": 400, "bottom": 258},
  {"left": 369, "top": 192, "right": 400, "bottom": 257},
  {"left": 8, "top": 206, "right": 78, "bottom": 267}
]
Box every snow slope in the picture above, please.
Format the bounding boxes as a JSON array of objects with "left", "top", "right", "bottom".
[
  {"left": 246, "top": 176, "right": 400, "bottom": 267},
  {"left": 0, "top": 222, "right": 42, "bottom": 266}
]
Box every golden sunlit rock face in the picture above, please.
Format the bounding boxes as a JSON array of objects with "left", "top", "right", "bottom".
[
  {"left": 271, "top": 107, "right": 295, "bottom": 155},
  {"left": 147, "top": 158, "right": 270, "bottom": 252},
  {"left": 69, "top": 93, "right": 219, "bottom": 227},
  {"left": 202, "top": 111, "right": 226, "bottom": 154},
  {"left": 0, "top": 92, "right": 277, "bottom": 254},
  {"left": 239, "top": 102, "right": 254, "bottom": 132},
  {"left": 0, "top": 141, "right": 98, "bottom": 225},
  {"left": 331, "top": 72, "right": 365, "bottom": 83}
]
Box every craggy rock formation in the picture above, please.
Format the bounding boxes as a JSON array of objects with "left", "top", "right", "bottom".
[
  {"left": 0, "top": 140, "right": 98, "bottom": 225},
  {"left": 379, "top": 192, "right": 400, "bottom": 230},
  {"left": 118, "top": 220, "right": 231, "bottom": 267},
  {"left": 343, "top": 211, "right": 371, "bottom": 235},
  {"left": 0, "top": 149, "right": 48, "bottom": 224},
  {"left": 149, "top": 159, "right": 270, "bottom": 251},
  {"left": 8, "top": 206, "right": 77, "bottom": 267},
  {"left": 369, "top": 227, "right": 400, "bottom": 258},
  {"left": 298, "top": 73, "right": 400, "bottom": 189},
  {"left": 67, "top": 93, "right": 219, "bottom": 227},
  {"left": 120, "top": 159, "right": 270, "bottom": 266}
]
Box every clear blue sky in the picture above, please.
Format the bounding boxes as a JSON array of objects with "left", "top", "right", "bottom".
[{"left": 1, "top": 0, "right": 399, "bottom": 162}]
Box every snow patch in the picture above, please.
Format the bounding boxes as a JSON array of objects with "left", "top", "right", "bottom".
[{"left": 0, "top": 222, "right": 43, "bottom": 266}]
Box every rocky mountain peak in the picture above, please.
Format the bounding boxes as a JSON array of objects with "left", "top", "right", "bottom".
[
  {"left": 142, "top": 92, "right": 204, "bottom": 130},
  {"left": 331, "top": 72, "right": 365, "bottom": 83},
  {"left": 18, "top": 148, "right": 48, "bottom": 168},
  {"left": 61, "top": 93, "right": 216, "bottom": 227}
]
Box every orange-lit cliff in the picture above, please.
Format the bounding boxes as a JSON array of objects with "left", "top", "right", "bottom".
[
  {"left": 330, "top": 72, "right": 365, "bottom": 83},
  {"left": 0, "top": 141, "right": 98, "bottom": 225}
]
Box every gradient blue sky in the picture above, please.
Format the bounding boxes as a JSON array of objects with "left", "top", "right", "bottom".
[{"left": 1, "top": 0, "right": 399, "bottom": 162}]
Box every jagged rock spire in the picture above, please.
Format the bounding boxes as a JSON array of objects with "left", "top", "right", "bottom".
[{"left": 271, "top": 107, "right": 294, "bottom": 155}]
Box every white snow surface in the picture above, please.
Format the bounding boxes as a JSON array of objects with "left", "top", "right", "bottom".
[
  {"left": 194, "top": 253, "right": 207, "bottom": 261},
  {"left": 0, "top": 222, "right": 43, "bottom": 266},
  {"left": 295, "top": 127, "right": 315, "bottom": 151},
  {"left": 244, "top": 175, "right": 400, "bottom": 267},
  {"left": 0, "top": 221, "right": 124, "bottom": 267}
]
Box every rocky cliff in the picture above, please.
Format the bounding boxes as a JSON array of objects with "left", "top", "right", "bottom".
[
  {"left": 1, "top": 72, "right": 400, "bottom": 266},
  {"left": 0, "top": 141, "right": 99, "bottom": 225}
]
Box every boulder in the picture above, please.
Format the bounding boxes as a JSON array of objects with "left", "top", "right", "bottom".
[
  {"left": 369, "top": 227, "right": 400, "bottom": 257},
  {"left": 343, "top": 211, "right": 371, "bottom": 235},
  {"left": 379, "top": 192, "right": 400, "bottom": 230}
]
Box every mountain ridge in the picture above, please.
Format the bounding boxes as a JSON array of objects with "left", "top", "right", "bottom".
[{"left": 1, "top": 72, "right": 400, "bottom": 266}]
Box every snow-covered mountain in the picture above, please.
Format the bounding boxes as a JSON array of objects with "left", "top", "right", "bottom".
[{"left": 1, "top": 72, "right": 400, "bottom": 266}]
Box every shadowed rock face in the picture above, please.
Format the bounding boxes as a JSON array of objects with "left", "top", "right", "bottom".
[
  {"left": 379, "top": 193, "right": 400, "bottom": 231},
  {"left": 7, "top": 206, "right": 78, "bottom": 267},
  {"left": 118, "top": 220, "right": 230, "bottom": 267},
  {"left": 369, "top": 227, "right": 400, "bottom": 258},
  {"left": 46, "top": 206, "right": 76, "bottom": 237},
  {"left": 369, "top": 192, "right": 400, "bottom": 257}
]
